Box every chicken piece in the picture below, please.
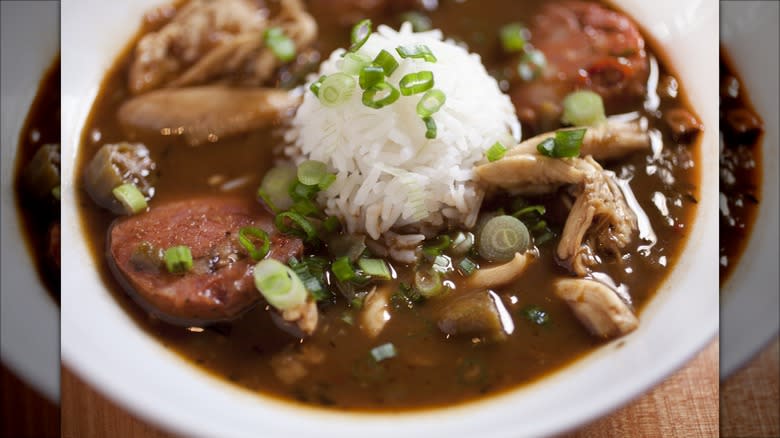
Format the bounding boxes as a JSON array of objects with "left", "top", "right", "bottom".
[
  {"left": 506, "top": 121, "right": 650, "bottom": 161},
  {"left": 276, "top": 298, "right": 319, "bottom": 337},
  {"left": 556, "top": 157, "right": 637, "bottom": 276},
  {"left": 475, "top": 154, "right": 587, "bottom": 194},
  {"left": 359, "top": 285, "right": 392, "bottom": 338},
  {"left": 269, "top": 343, "right": 325, "bottom": 385},
  {"left": 118, "top": 85, "right": 301, "bottom": 146},
  {"left": 554, "top": 278, "right": 638, "bottom": 339},
  {"left": 466, "top": 252, "right": 533, "bottom": 290},
  {"left": 128, "top": 0, "right": 316, "bottom": 94}
]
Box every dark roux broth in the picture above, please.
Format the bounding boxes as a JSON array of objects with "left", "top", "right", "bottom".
[
  {"left": 76, "top": 0, "right": 700, "bottom": 410},
  {"left": 719, "top": 48, "right": 763, "bottom": 283},
  {"left": 14, "top": 55, "right": 61, "bottom": 303}
]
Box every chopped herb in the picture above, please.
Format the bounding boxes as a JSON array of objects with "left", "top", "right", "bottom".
[
  {"left": 457, "top": 257, "right": 478, "bottom": 276},
  {"left": 486, "top": 141, "right": 507, "bottom": 162},
  {"left": 522, "top": 305, "right": 550, "bottom": 326}
]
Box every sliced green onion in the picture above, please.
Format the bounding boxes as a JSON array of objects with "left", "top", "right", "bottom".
[
  {"left": 399, "top": 282, "right": 423, "bottom": 304},
  {"left": 450, "top": 231, "right": 474, "bottom": 256},
  {"left": 112, "top": 183, "right": 148, "bottom": 214},
  {"left": 254, "top": 259, "right": 307, "bottom": 310},
  {"left": 291, "top": 198, "right": 320, "bottom": 217},
  {"left": 399, "top": 71, "right": 434, "bottom": 96},
  {"left": 396, "top": 44, "right": 437, "bottom": 63},
  {"left": 522, "top": 305, "right": 550, "bottom": 326},
  {"left": 264, "top": 27, "right": 296, "bottom": 62},
  {"left": 414, "top": 267, "right": 443, "bottom": 298},
  {"left": 349, "top": 19, "right": 372, "bottom": 52},
  {"left": 553, "top": 128, "right": 586, "bottom": 158},
  {"left": 164, "top": 245, "right": 193, "bottom": 274},
  {"left": 359, "top": 64, "right": 386, "bottom": 90},
  {"left": 258, "top": 166, "right": 297, "bottom": 212},
  {"left": 289, "top": 257, "right": 328, "bottom": 301},
  {"left": 458, "top": 257, "right": 478, "bottom": 276},
  {"left": 536, "top": 137, "right": 556, "bottom": 157},
  {"left": 432, "top": 254, "right": 452, "bottom": 273},
  {"left": 517, "top": 49, "right": 546, "bottom": 81},
  {"left": 362, "top": 81, "right": 400, "bottom": 109},
  {"left": 289, "top": 180, "right": 319, "bottom": 201},
  {"left": 309, "top": 75, "right": 327, "bottom": 96},
  {"left": 275, "top": 211, "right": 317, "bottom": 241},
  {"left": 357, "top": 258, "right": 392, "bottom": 280},
  {"left": 562, "top": 90, "right": 606, "bottom": 127},
  {"left": 422, "top": 235, "right": 451, "bottom": 257},
  {"left": 370, "top": 342, "right": 397, "bottom": 362},
  {"left": 332, "top": 256, "right": 356, "bottom": 282},
  {"left": 513, "top": 205, "right": 546, "bottom": 218},
  {"left": 423, "top": 116, "right": 437, "bottom": 139},
  {"left": 342, "top": 52, "right": 371, "bottom": 75},
  {"left": 477, "top": 215, "right": 530, "bottom": 261},
  {"left": 372, "top": 49, "right": 399, "bottom": 76},
  {"left": 400, "top": 11, "right": 431, "bottom": 32},
  {"left": 486, "top": 141, "right": 507, "bottom": 162},
  {"left": 534, "top": 230, "right": 555, "bottom": 246},
  {"left": 500, "top": 23, "right": 527, "bottom": 53},
  {"left": 416, "top": 88, "right": 446, "bottom": 117},
  {"left": 238, "top": 227, "right": 270, "bottom": 261},
  {"left": 51, "top": 185, "right": 61, "bottom": 200},
  {"left": 297, "top": 160, "right": 328, "bottom": 186},
  {"left": 319, "top": 73, "right": 356, "bottom": 107},
  {"left": 323, "top": 216, "right": 341, "bottom": 233},
  {"left": 318, "top": 173, "right": 337, "bottom": 190}
]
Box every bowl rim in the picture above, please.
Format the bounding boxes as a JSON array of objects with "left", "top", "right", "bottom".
[{"left": 60, "top": 0, "right": 719, "bottom": 436}]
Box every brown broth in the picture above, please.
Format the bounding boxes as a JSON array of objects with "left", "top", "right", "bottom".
[
  {"left": 719, "top": 48, "right": 763, "bottom": 283},
  {"left": 75, "top": 0, "right": 700, "bottom": 410},
  {"left": 14, "top": 55, "right": 61, "bottom": 303}
]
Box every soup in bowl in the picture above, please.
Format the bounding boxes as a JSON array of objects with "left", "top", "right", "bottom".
[{"left": 61, "top": 0, "right": 718, "bottom": 435}]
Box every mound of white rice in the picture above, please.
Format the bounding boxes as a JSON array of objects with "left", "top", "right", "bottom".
[{"left": 285, "top": 22, "right": 519, "bottom": 251}]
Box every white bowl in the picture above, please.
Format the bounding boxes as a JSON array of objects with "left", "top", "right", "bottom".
[
  {"left": 0, "top": 1, "right": 60, "bottom": 403},
  {"left": 60, "top": 1, "right": 719, "bottom": 436},
  {"left": 719, "top": 1, "right": 780, "bottom": 378}
]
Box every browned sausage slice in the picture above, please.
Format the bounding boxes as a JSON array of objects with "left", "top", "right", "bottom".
[{"left": 108, "top": 196, "right": 302, "bottom": 326}]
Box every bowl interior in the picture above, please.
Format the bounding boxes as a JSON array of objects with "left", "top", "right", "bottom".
[
  {"left": 0, "top": 1, "right": 60, "bottom": 403},
  {"left": 60, "top": 0, "right": 718, "bottom": 436},
  {"left": 719, "top": 1, "right": 780, "bottom": 377}
]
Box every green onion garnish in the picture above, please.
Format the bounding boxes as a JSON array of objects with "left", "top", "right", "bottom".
[
  {"left": 164, "top": 245, "right": 193, "bottom": 274},
  {"left": 357, "top": 258, "right": 392, "bottom": 280},
  {"left": 342, "top": 52, "right": 371, "bottom": 75},
  {"left": 372, "top": 49, "right": 399, "bottom": 76},
  {"left": 414, "top": 267, "right": 443, "bottom": 298},
  {"left": 258, "top": 166, "right": 297, "bottom": 212},
  {"left": 289, "top": 256, "right": 328, "bottom": 301},
  {"left": 274, "top": 211, "right": 317, "bottom": 241},
  {"left": 500, "top": 23, "right": 527, "bottom": 53},
  {"left": 52, "top": 185, "right": 61, "bottom": 200},
  {"left": 318, "top": 173, "right": 337, "bottom": 190},
  {"left": 522, "top": 305, "right": 550, "bottom": 326},
  {"left": 561, "top": 90, "right": 606, "bottom": 127},
  {"left": 423, "top": 116, "right": 437, "bottom": 139},
  {"left": 486, "top": 141, "right": 507, "bottom": 162},
  {"left": 349, "top": 19, "right": 372, "bottom": 52},
  {"left": 112, "top": 183, "right": 148, "bottom": 215},
  {"left": 422, "top": 235, "right": 452, "bottom": 257},
  {"left": 309, "top": 75, "right": 327, "bottom": 96},
  {"left": 432, "top": 254, "right": 452, "bottom": 273},
  {"left": 517, "top": 49, "right": 546, "bottom": 81},
  {"left": 458, "top": 257, "right": 478, "bottom": 276},
  {"left": 536, "top": 128, "right": 586, "bottom": 158},
  {"left": 359, "top": 64, "right": 386, "bottom": 90},
  {"left": 477, "top": 215, "right": 530, "bottom": 261},
  {"left": 400, "top": 11, "right": 432, "bottom": 32},
  {"left": 291, "top": 198, "right": 320, "bottom": 217},
  {"left": 297, "top": 160, "right": 328, "bottom": 186},
  {"left": 399, "top": 71, "right": 434, "bottom": 96},
  {"left": 264, "top": 27, "right": 296, "bottom": 62},
  {"left": 254, "top": 259, "right": 308, "bottom": 311},
  {"left": 238, "top": 227, "right": 270, "bottom": 261},
  {"left": 396, "top": 44, "right": 437, "bottom": 63},
  {"left": 536, "top": 137, "right": 556, "bottom": 157},
  {"left": 513, "top": 205, "right": 546, "bottom": 218},
  {"left": 332, "top": 256, "right": 356, "bottom": 282},
  {"left": 318, "top": 73, "right": 356, "bottom": 107},
  {"left": 323, "top": 216, "right": 341, "bottom": 233},
  {"left": 362, "top": 82, "right": 401, "bottom": 109},
  {"left": 450, "top": 231, "right": 474, "bottom": 256},
  {"left": 289, "top": 181, "right": 319, "bottom": 201},
  {"left": 416, "top": 89, "right": 446, "bottom": 117},
  {"left": 370, "top": 342, "right": 397, "bottom": 362}
]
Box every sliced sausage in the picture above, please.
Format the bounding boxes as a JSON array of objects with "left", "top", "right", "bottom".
[
  {"left": 510, "top": 1, "right": 649, "bottom": 133},
  {"left": 108, "top": 196, "right": 302, "bottom": 326}
]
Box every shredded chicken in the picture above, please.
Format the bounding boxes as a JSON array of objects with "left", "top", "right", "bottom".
[
  {"left": 359, "top": 285, "right": 392, "bottom": 338},
  {"left": 554, "top": 278, "right": 638, "bottom": 339},
  {"left": 117, "top": 85, "right": 301, "bottom": 145},
  {"left": 128, "top": 0, "right": 316, "bottom": 94},
  {"left": 279, "top": 298, "right": 319, "bottom": 336},
  {"left": 476, "top": 154, "right": 587, "bottom": 194},
  {"left": 269, "top": 343, "right": 325, "bottom": 385},
  {"left": 466, "top": 252, "right": 533, "bottom": 290}
]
